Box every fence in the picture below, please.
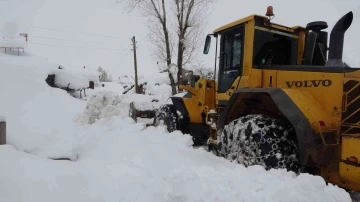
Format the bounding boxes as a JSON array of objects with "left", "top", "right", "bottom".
[{"left": 0, "top": 120, "right": 5, "bottom": 145}]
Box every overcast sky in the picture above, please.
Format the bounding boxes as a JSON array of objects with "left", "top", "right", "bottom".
[{"left": 0, "top": 0, "right": 359, "bottom": 78}]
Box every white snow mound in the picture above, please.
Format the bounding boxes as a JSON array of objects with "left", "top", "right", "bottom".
[
  {"left": 50, "top": 68, "right": 99, "bottom": 90},
  {"left": 76, "top": 91, "right": 126, "bottom": 124}
]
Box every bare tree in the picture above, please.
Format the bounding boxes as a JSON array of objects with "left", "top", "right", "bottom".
[
  {"left": 193, "top": 67, "right": 214, "bottom": 80},
  {"left": 98, "top": 66, "right": 113, "bottom": 82},
  {"left": 120, "top": 0, "right": 177, "bottom": 95},
  {"left": 173, "top": 0, "right": 212, "bottom": 86},
  {"left": 119, "top": 0, "right": 215, "bottom": 95}
]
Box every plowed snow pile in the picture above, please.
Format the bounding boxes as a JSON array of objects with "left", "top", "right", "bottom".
[{"left": 0, "top": 54, "right": 352, "bottom": 202}]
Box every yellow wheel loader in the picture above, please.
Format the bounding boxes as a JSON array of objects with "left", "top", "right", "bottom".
[{"left": 153, "top": 7, "right": 360, "bottom": 192}]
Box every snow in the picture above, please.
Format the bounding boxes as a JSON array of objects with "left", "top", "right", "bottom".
[
  {"left": 75, "top": 90, "right": 125, "bottom": 125},
  {"left": 0, "top": 54, "right": 85, "bottom": 160},
  {"left": 172, "top": 91, "right": 188, "bottom": 97},
  {"left": 0, "top": 131, "right": 352, "bottom": 202},
  {"left": 139, "top": 71, "right": 172, "bottom": 86},
  {"left": 89, "top": 81, "right": 127, "bottom": 95},
  {"left": 0, "top": 36, "right": 26, "bottom": 49},
  {"left": 118, "top": 75, "right": 139, "bottom": 85},
  {"left": 209, "top": 109, "right": 217, "bottom": 114},
  {"left": 0, "top": 22, "right": 27, "bottom": 49},
  {"left": 0, "top": 52, "right": 354, "bottom": 202},
  {"left": 133, "top": 101, "right": 159, "bottom": 111},
  {"left": 50, "top": 68, "right": 98, "bottom": 90}
]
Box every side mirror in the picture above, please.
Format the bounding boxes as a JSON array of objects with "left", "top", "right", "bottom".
[{"left": 203, "top": 35, "right": 211, "bottom": 54}]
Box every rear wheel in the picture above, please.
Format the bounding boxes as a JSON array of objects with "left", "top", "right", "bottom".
[
  {"left": 153, "top": 104, "right": 179, "bottom": 132},
  {"left": 217, "top": 114, "right": 302, "bottom": 173}
]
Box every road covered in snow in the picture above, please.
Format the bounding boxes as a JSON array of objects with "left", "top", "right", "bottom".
[{"left": 0, "top": 54, "right": 353, "bottom": 202}]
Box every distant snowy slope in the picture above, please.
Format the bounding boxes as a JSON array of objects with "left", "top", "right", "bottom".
[{"left": 0, "top": 0, "right": 152, "bottom": 77}]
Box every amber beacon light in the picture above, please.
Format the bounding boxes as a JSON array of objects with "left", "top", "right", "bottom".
[{"left": 266, "top": 6, "right": 274, "bottom": 17}]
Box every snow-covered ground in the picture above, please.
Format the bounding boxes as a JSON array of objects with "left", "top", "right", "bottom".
[{"left": 0, "top": 49, "right": 354, "bottom": 201}]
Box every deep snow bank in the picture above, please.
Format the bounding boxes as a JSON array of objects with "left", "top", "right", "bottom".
[
  {"left": 76, "top": 87, "right": 171, "bottom": 125},
  {"left": 0, "top": 121, "right": 352, "bottom": 202},
  {"left": 76, "top": 91, "right": 125, "bottom": 124},
  {"left": 74, "top": 92, "right": 350, "bottom": 202},
  {"left": 0, "top": 54, "right": 85, "bottom": 159}
]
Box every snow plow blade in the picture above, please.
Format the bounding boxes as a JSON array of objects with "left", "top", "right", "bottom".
[{"left": 129, "top": 101, "right": 157, "bottom": 127}]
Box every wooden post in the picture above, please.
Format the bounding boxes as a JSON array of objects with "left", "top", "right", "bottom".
[
  {"left": 131, "top": 36, "right": 139, "bottom": 94},
  {"left": 129, "top": 102, "right": 137, "bottom": 123},
  {"left": 0, "top": 119, "right": 6, "bottom": 145}
]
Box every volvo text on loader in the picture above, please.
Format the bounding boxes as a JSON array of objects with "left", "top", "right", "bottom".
[{"left": 153, "top": 7, "right": 360, "bottom": 192}]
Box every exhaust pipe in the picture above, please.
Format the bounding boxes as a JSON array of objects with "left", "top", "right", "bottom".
[{"left": 326, "top": 11, "right": 353, "bottom": 67}]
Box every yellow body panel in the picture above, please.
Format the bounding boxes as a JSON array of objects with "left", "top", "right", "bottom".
[
  {"left": 213, "top": 14, "right": 305, "bottom": 34},
  {"left": 181, "top": 97, "right": 203, "bottom": 123},
  {"left": 282, "top": 89, "right": 332, "bottom": 130},
  {"left": 339, "top": 135, "right": 360, "bottom": 182},
  {"left": 297, "top": 30, "right": 306, "bottom": 64},
  {"left": 216, "top": 77, "right": 240, "bottom": 103},
  {"left": 180, "top": 79, "right": 216, "bottom": 123},
  {"left": 322, "top": 135, "right": 360, "bottom": 192},
  {"left": 276, "top": 71, "right": 344, "bottom": 123},
  {"left": 213, "top": 14, "right": 266, "bottom": 33}
]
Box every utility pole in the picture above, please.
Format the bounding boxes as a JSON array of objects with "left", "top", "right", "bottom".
[{"left": 131, "top": 36, "right": 139, "bottom": 94}]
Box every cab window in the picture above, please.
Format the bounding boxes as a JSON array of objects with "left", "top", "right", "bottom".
[
  {"left": 253, "top": 29, "right": 298, "bottom": 66},
  {"left": 218, "top": 26, "right": 244, "bottom": 93}
]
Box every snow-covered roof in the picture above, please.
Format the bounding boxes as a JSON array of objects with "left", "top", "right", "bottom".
[
  {"left": 50, "top": 68, "right": 99, "bottom": 90},
  {"left": 0, "top": 37, "right": 26, "bottom": 48}
]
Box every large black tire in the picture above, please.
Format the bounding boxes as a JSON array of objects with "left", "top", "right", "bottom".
[
  {"left": 153, "top": 104, "right": 179, "bottom": 132},
  {"left": 217, "top": 114, "right": 302, "bottom": 173}
]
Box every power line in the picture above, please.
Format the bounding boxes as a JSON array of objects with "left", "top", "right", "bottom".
[
  {"left": 112, "top": 34, "right": 147, "bottom": 67},
  {"left": 31, "top": 35, "right": 125, "bottom": 45},
  {"left": 0, "top": 21, "right": 128, "bottom": 39},
  {"left": 114, "top": 49, "right": 132, "bottom": 66},
  {"left": 28, "top": 42, "right": 129, "bottom": 51}
]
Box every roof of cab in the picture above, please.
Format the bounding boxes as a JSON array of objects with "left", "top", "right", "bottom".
[{"left": 212, "top": 14, "right": 306, "bottom": 33}]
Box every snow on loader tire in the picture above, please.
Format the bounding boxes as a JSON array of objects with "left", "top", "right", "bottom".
[
  {"left": 153, "top": 104, "right": 179, "bottom": 133},
  {"left": 217, "top": 114, "right": 302, "bottom": 173}
]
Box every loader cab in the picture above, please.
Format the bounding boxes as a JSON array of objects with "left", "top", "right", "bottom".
[
  {"left": 204, "top": 14, "right": 305, "bottom": 105},
  {"left": 205, "top": 15, "right": 256, "bottom": 105}
]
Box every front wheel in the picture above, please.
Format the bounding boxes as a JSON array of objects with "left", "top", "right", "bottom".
[
  {"left": 217, "top": 114, "right": 302, "bottom": 173},
  {"left": 153, "top": 104, "right": 179, "bottom": 133}
]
